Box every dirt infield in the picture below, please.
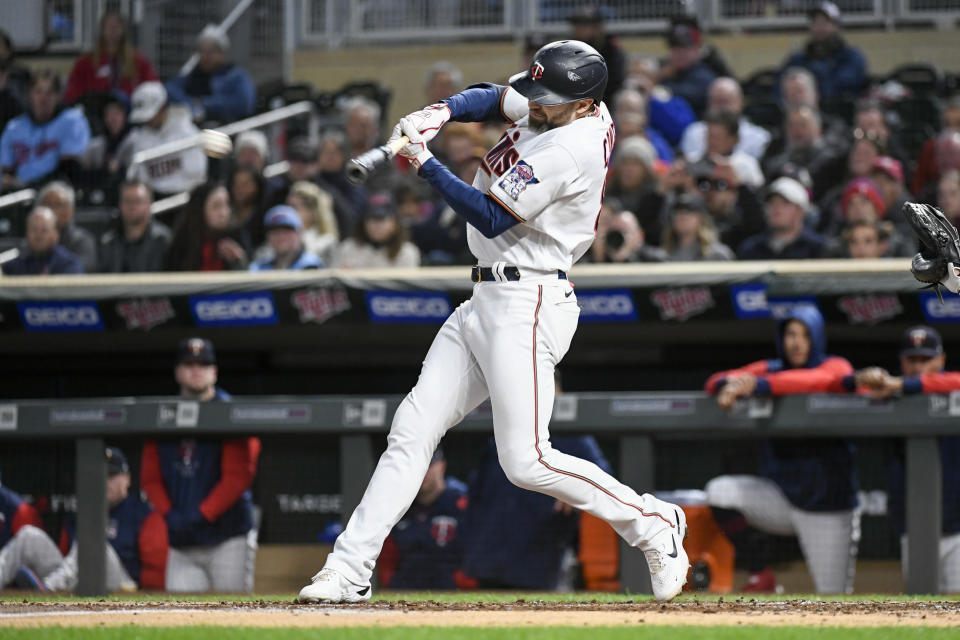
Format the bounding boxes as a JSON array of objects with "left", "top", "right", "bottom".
[{"left": 1, "top": 599, "right": 958, "bottom": 628}]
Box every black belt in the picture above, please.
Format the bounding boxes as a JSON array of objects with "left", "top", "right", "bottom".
[{"left": 471, "top": 265, "right": 567, "bottom": 282}]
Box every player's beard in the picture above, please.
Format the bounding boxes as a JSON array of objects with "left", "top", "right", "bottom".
[{"left": 528, "top": 103, "right": 576, "bottom": 133}]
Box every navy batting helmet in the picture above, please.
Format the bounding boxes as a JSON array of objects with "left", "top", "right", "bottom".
[{"left": 509, "top": 40, "right": 608, "bottom": 106}]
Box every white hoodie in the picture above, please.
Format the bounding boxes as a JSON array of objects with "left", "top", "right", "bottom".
[{"left": 121, "top": 106, "right": 207, "bottom": 195}]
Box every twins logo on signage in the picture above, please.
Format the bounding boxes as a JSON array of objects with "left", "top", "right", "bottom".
[
  {"left": 651, "top": 287, "right": 713, "bottom": 321},
  {"left": 291, "top": 287, "right": 350, "bottom": 325},
  {"left": 575, "top": 289, "right": 638, "bottom": 323},
  {"left": 919, "top": 292, "right": 960, "bottom": 323},
  {"left": 189, "top": 292, "right": 277, "bottom": 327},
  {"left": 366, "top": 291, "right": 452, "bottom": 324},
  {"left": 17, "top": 301, "right": 104, "bottom": 332},
  {"left": 836, "top": 295, "right": 902, "bottom": 325},
  {"left": 115, "top": 298, "right": 175, "bottom": 330}
]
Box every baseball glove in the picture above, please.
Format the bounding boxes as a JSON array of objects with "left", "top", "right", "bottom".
[{"left": 904, "top": 202, "right": 960, "bottom": 301}]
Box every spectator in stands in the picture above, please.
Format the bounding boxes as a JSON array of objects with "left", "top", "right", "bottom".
[
  {"left": 233, "top": 130, "right": 268, "bottom": 174},
  {"left": 165, "top": 25, "right": 255, "bottom": 124},
  {"left": 0, "top": 29, "right": 30, "bottom": 134},
  {"left": 658, "top": 19, "right": 719, "bottom": 117},
  {"left": 823, "top": 178, "right": 911, "bottom": 257},
  {"left": 769, "top": 67, "right": 848, "bottom": 158},
  {"left": 287, "top": 180, "right": 339, "bottom": 267},
  {"left": 681, "top": 78, "right": 770, "bottom": 162},
  {"left": 334, "top": 192, "right": 420, "bottom": 269},
  {"left": 612, "top": 89, "right": 673, "bottom": 162},
  {"left": 142, "top": 338, "right": 260, "bottom": 592},
  {"left": 698, "top": 109, "right": 764, "bottom": 189},
  {"left": 913, "top": 95, "right": 960, "bottom": 197},
  {"left": 852, "top": 326, "right": 960, "bottom": 593},
  {"left": 249, "top": 205, "right": 323, "bottom": 271},
  {"left": 704, "top": 305, "right": 858, "bottom": 593},
  {"left": 661, "top": 193, "right": 734, "bottom": 262},
  {"left": 917, "top": 131, "right": 960, "bottom": 204},
  {"left": 1, "top": 71, "right": 90, "bottom": 190},
  {"left": 780, "top": 2, "right": 868, "bottom": 101},
  {"left": 692, "top": 158, "right": 766, "bottom": 252},
  {"left": 80, "top": 95, "right": 133, "bottom": 202},
  {"left": 167, "top": 182, "right": 250, "bottom": 271},
  {"left": 604, "top": 136, "right": 665, "bottom": 243},
  {"left": 853, "top": 102, "right": 910, "bottom": 174},
  {"left": 265, "top": 136, "right": 316, "bottom": 208},
  {"left": 738, "top": 177, "right": 825, "bottom": 260},
  {"left": 378, "top": 447, "right": 471, "bottom": 590},
  {"left": 840, "top": 220, "right": 893, "bottom": 259},
  {"left": 938, "top": 170, "right": 960, "bottom": 224},
  {"left": 764, "top": 106, "right": 843, "bottom": 201},
  {"left": 869, "top": 157, "right": 912, "bottom": 236},
  {"left": 395, "top": 176, "right": 469, "bottom": 266},
  {"left": 316, "top": 130, "right": 367, "bottom": 233},
  {"left": 343, "top": 97, "right": 382, "bottom": 163},
  {"left": 817, "top": 133, "right": 887, "bottom": 231},
  {"left": 566, "top": 5, "right": 626, "bottom": 105},
  {"left": 1, "top": 206, "right": 83, "bottom": 275},
  {"left": 592, "top": 205, "right": 665, "bottom": 263},
  {"left": 35, "top": 180, "right": 97, "bottom": 272},
  {"left": 63, "top": 12, "right": 157, "bottom": 105},
  {"left": 121, "top": 81, "right": 207, "bottom": 199},
  {"left": 98, "top": 180, "right": 171, "bottom": 273},
  {"left": 423, "top": 62, "right": 462, "bottom": 104},
  {"left": 228, "top": 164, "right": 267, "bottom": 249},
  {"left": 622, "top": 55, "right": 695, "bottom": 148}
]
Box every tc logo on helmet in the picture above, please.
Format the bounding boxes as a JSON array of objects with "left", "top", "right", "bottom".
[{"left": 531, "top": 62, "right": 545, "bottom": 80}]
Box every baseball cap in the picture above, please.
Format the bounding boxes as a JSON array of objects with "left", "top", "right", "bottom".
[
  {"left": 810, "top": 1, "right": 841, "bottom": 22},
  {"left": 129, "top": 82, "right": 167, "bottom": 124},
  {"left": 287, "top": 137, "right": 317, "bottom": 163},
  {"left": 842, "top": 178, "right": 885, "bottom": 218},
  {"left": 870, "top": 156, "right": 904, "bottom": 183},
  {"left": 264, "top": 205, "right": 303, "bottom": 231},
  {"left": 197, "top": 24, "right": 229, "bottom": 51},
  {"left": 235, "top": 130, "right": 268, "bottom": 161},
  {"left": 106, "top": 447, "right": 129, "bottom": 476},
  {"left": 900, "top": 325, "right": 943, "bottom": 358},
  {"left": 177, "top": 337, "right": 216, "bottom": 365},
  {"left": 616, "top": 136, "right": 657, "bottom": 170},
  {"left": 365, "top": 192, "right": 395, "bottom": 219},
  {"left": 765, "top": 177, "right": 810, "bottom": 209},
  {"left": 667, "top": 23, "right": 702, "bottom": 48}
]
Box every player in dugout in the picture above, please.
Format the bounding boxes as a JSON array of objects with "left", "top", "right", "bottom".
[
  {"left": 141, "top": 338, "right": 261, "bottom": 592},
  {"left": 703, "top": 305, "right": 860, "bottom": 593},
  {"left": 851, "top": 325, "right": 960, "bottom": 592},
  {"left": 0, "top": 447, "right": 167, "bottom": 592}
]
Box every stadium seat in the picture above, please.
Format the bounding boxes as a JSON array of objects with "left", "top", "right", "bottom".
[
  {"left": 887, "top": 63, "right": 944, "bottom": 97},
  {"left": 744, "top": 99, "right": 784, "bottom": 130},
  {"left": 892, "top": 96, "right": 943, "bottom": 130},
  {"left": 743, "top": 68, "right": 780, "bottom": 99}
]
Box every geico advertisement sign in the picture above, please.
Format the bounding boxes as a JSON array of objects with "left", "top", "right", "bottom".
[
  {"left": 920, "top": 292, "right": 960, "bottom": 323},
  {"left": 17, "top": 302, "right": 104, "bottom": 331},
  {"left": 189, "top": 292, "right": 278, "bottom": 327},
  {"left": 575, "top": 289, "right": 637, "bottom": 323},
  {"left": 365, "top": 291, "right": 452, "bottom": 323}
]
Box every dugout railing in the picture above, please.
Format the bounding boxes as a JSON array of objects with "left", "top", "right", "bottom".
[{"left": 0, "top": 392, "right": 949, "bottom": 596}]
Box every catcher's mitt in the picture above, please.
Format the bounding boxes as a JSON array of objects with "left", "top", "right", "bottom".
[{"left": 904, "top": 202, "right": 960, "bottom": 301}]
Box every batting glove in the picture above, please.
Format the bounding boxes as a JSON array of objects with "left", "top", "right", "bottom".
[
  {"left": 404, "top": 103, "right": 451, "bottom": 144},
  {"left": 397, "top": 116, "right": 434, "bottom": 170}
]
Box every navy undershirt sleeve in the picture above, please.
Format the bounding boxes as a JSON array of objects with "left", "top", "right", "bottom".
[
  {"left": 442, "top": 83, "right": 508, "bottom": 123},
  {"left": 418, "top": 157, "right": 520, "bottom": 238}
]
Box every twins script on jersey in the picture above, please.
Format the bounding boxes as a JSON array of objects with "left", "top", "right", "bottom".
[{"left": 470, "top": 95, "right": 615, "bottom": 273}]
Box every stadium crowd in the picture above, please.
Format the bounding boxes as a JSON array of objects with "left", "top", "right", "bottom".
[
  {"left": 2, "top": 4, "right": 960, "bottom": 276},
  {"left": 1, "top": 1, "right": 960, "bottom": 597}
]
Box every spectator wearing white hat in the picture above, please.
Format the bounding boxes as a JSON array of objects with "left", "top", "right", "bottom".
[
  {"left": 234, "top": 130, "right": 268, "bottom": 173},
  {"left": 165, "top": 25, "right": 256, "bottom": 124},
  {"left": 118, "top": 81, "right": 207, "bottom": 198},
  {"left": 738, "top": 177, "right": 826, "bottom": 260}
]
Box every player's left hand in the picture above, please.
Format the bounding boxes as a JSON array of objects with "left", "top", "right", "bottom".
[
  {"left": 395, "top": 116, "right": 435, "bottom": 170},
  {"left": 401, "top": 103, "right": 451, "bottom": 145}
]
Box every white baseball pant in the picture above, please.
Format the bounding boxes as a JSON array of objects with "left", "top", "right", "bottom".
[
  {"left": 324, "top": 279, "right": 678, "bottom": 587},
  {"left": 901, "top": 532, "right": 960, "bottom": 593},
  {"left": 705, "top": 475, "right": 860, "bottom": 593},
  {"left": 165, "top": 533, "right": 257, "bottom": 592}
]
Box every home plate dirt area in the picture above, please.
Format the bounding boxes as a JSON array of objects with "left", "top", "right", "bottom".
[{"left": 1, "top": 599, "right": 958, "bottom": 628}]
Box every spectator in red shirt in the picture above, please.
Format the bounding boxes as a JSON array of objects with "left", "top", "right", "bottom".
[
  {"left": 167, "top": 182, "right": 250, "bottom": 271},
  {"left": 63, "top": 12, "right": 157, "bottom": 105}
]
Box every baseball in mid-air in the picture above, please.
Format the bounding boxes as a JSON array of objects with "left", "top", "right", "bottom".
[{"left": 200, "top": 129, "right": 233, "bottom": 158}]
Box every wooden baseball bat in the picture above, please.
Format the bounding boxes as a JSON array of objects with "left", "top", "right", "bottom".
[{"left": 346, "top": 135, "right": 410, "bottom": 185}]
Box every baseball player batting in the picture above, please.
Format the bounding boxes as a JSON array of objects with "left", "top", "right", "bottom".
[{"left": 299, "top": 40, "right": 689, "bottom": 604}]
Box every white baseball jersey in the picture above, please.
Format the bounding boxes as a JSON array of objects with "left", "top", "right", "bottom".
[{"left": 469, "top": 91, "right": 615, "bottom": 273}]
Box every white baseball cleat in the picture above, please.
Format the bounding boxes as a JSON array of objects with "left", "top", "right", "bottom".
[
  {"left": 643, "top": 504, "right": 690, "bottom": 602},
  {"left": 298, "top": 568, "right": 372, "bottom": 604}
]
